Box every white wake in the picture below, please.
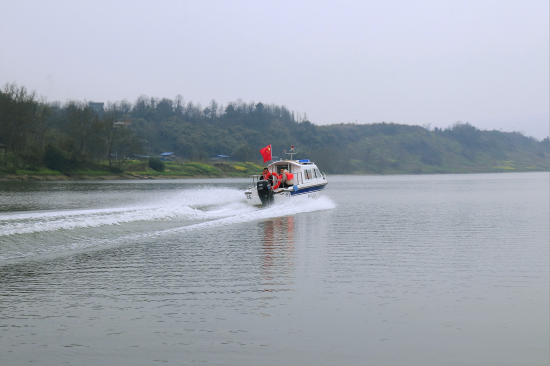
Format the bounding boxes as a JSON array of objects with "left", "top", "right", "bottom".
[{"left": 0, "top": 187, "right": 335, "bottom": 261}]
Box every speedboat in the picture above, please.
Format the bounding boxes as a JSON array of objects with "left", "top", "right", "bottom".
[{"left": 244, "top": 147, "right": 328, "bottom": 206}]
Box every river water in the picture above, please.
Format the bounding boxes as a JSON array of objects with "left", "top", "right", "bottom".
[{"left": 0, "top": 173, "right": 548, "bottom": 365}]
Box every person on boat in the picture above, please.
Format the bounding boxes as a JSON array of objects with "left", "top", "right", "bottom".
[
  {"left": 272, "top": 169, "right": 294, "bottom": 189},
  {"left": 260, "top": 168, "right": 274, "bottom": 185},
  {"left": 281, "top": 169, "right": 295, "bottom": 187}
]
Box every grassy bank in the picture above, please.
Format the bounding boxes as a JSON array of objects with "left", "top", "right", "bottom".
[
  {"left": 1, "top": 158, "right": 548, "bottom": 182},
  {"left": 123, "top": 160, "right": 263, "bottom": 177},
  {"left": 0, "top": 160, "right": 265, "bottom": 181}
]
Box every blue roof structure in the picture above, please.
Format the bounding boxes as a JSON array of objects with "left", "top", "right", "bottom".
[
  {"left": 160, "top": 152, "right": 174, "bottom": 156},
  {"left": 217, "top": 154, "right": 229, "bottom": 158}
]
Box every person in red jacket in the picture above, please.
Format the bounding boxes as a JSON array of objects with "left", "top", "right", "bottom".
[
  {"left": 273, "top": 169, "right": 294, "bottom": 190},
  {"left": 281, "top": 169, "right": 294, "bottom": 187},
  {"left": 260, "top": 168, "right": 274, "bottom": 185}
]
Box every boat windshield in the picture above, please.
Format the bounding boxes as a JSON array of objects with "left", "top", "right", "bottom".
[{"left": 272, "top": 164, "right": 289, "bottom": 173}]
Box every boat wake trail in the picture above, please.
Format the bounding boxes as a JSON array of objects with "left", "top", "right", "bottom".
[
  {"left": 0, "top": 187, "right": 335, "bottom": 262},
  {"left": 0, "top": 188, "right": 248, "bottom": 236}
]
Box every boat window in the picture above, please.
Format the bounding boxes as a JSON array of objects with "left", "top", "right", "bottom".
[
  {"left": 313, "top": 169, "right": 318, "bottom": 178},
  {"left": 314, "top": 169, "right": 321, "bottom": 178},
  {"left": 305, "top": 169, "right": 312, "bottom": 180},
  {"left": 276, "top": 164, "right": 289, "bottom": 174}
]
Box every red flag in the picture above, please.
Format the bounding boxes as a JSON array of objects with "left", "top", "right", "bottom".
[{"left": 259, "top": 144, "right": 272, "bottom": 163}]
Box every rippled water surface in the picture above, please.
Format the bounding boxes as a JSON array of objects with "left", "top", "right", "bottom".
[{"left": 1, "top": 173, "right": 548, "bottom": 365}]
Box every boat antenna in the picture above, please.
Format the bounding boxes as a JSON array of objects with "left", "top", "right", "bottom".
[{"left": 284, "top": 145, "right": 299, "bottom": 160}]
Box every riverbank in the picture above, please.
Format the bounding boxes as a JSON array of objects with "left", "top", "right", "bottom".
[
  {"left": 0, "top": 173, "right": 234, "bottom": 181},
  {"left": 0, "top": 161, "right": 265, "bottom": 181}
]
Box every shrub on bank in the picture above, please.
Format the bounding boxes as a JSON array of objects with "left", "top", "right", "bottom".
[
  {"left": 43, "top": 145, "right": 69, "bottom": 172},
  {"left": 148, "top": 158, "right": 165, "bottom": 172}
]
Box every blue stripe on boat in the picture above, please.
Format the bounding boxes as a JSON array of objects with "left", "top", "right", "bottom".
[{"left": 290, "top": 184, "right": 326, "bottom": 196}]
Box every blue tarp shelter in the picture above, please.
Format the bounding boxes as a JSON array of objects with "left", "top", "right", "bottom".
[
  {"left": 159, "top": 152, "right": 175, "bottom": 161},
  {"left": 213, "top": 154, "right": 229, "bottom": 162}
]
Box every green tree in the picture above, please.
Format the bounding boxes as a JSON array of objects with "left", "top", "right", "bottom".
[
  {"left": 148, "top": 157, "right": 165, "bottom": 172},
  {"left": 43, "top": 144, "right": 68, "bottom": 171}
]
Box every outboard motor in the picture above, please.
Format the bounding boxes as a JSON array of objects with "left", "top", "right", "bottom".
[{"left": 256, "top": 180, "right": 274, "bottom": 206}]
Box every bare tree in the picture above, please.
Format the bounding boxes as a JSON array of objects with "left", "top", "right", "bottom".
[
  {"left": 66, "top": 101, "right": 100, "bottom": 159},
  {"left": 100, "top": 108, "right": 141, "bottom": 170}
]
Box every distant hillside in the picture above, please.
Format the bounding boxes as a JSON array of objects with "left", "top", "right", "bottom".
[
  {"left": 307, "top": 122, "right": 549, "bottom": 174},
  {"left": 124, "top": 97, "right": 549, "bottom": 174},
  {"left": 1, "top": 83, "right": 548, "bottom": 176}
]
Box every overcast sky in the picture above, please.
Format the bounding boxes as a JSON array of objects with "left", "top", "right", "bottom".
[{"left": 1, "top": 0, "right": 548, "bottom": 139}]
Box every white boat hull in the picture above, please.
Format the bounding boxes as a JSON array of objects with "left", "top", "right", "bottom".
[{"left": 245, "top": 182, "right": 327, "bottom": 207}]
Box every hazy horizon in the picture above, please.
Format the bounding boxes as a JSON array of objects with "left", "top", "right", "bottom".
[{"left": 1, "top": 0, "right": 548, "bottom": 139}]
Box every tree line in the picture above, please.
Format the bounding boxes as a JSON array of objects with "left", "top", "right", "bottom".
[
  {"left": 0, "top": 83, "right": 141, "bottom": 173},
  {"left": 1, "top": 82, "right": 548, "bottom": 175}
]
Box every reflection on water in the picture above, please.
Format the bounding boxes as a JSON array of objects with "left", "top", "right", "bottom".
[
  {"left": 0, "top": 173, "right": 548, "bottom": 366},
  {"left": 262, "top": 216, "right": 295, "bottom": 285}
]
